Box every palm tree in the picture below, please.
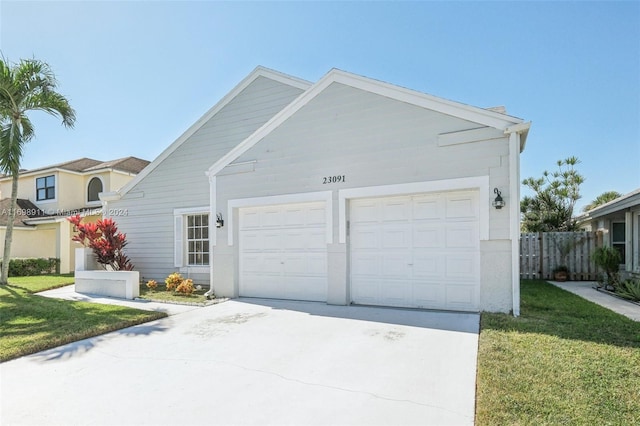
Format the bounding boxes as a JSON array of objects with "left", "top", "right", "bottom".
[
  {"left": 0, "top": 57, "right": 76, "bottom": 284},
  {"left": 582, "top": 191, "right": 622, "bottom": 212}
]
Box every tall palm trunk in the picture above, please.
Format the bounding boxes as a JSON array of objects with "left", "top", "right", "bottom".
[{"left": 1, "top": 172, "right": 19, "bottom": 284}]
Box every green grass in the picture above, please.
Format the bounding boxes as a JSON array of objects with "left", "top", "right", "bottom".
[
  {"left": 476, "top": 280, "right": 640, "bottom": 425},
  {"left": 138, "top": 283, "right": 211, "bottom": 304},
  {"left": 0, "top": 275, "right": 167, "bottom": 362}
]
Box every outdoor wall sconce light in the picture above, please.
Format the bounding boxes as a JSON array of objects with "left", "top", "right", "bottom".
[
  {"left": 493, "top": 188, "right": 505, "bottom": 209},
  {"left": 216, "top": 213, "right": 224, "bottom": 228}
]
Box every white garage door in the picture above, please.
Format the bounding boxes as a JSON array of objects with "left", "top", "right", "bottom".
[
  {"left": 350, "top": 191, "right": 480, "bottom": 311},
  {"left": 239, "top": 201, "right": 328, "bottom": 302}
]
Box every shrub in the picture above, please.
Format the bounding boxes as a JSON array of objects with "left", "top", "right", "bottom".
[
  {"left": 616, "top": 279, "right": 640, "bottom": 302},
  {"left": 68, "top": 215, "right": 133, "bottom": 271},
  {"left": 175, "top": 278, "right": 194, "bottom": 295},
  {"left": 165, "top": 273, "right": 183, "bottom": 291},
  {"left": 146, "top": 279, "right": 158, "bottom": 290},
  {"left": 1, "top": 258, "right": 60, "bottom": 276},
  {"left": 591, "top": 247, "right": 621, "bottom": 288}
]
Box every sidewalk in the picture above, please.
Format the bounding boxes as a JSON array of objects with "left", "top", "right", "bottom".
[
  {"left": 549, "top": 280, "right": 640, "bottom": 322},
  {"left": 37, "top": 284, "right": 203, "bottom": 316}
]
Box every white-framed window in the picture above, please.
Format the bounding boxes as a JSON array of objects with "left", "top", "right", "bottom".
[
  {"left": 36, "top": 175, "right": 55, "bottom": 201},
  {"left": 174, "top": 207, "right": 210, "bottom": 269},
  {"left": 87, "top": 177, "right": 104, "bottom": 203},
  {"left": 611, "top": 221, "right": 625, "bottom": 265},
  {"left": 186, "top": 214, "right": 209, "bottom": 266}
]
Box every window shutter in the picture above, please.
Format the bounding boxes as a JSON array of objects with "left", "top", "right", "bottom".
[{"left": 174, "top": 215, "right": 183, "bottom": 267}]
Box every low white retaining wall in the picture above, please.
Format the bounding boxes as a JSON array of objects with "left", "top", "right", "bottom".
[
  {"left": 74, "top": 248, "right": 139, "bottom": 299},
  {"left": 75, "top": 270, "right": 140, "bottom": 299}
]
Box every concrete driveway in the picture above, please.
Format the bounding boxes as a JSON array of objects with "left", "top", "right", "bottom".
[{"left": 1, "top": 299, "right": 480, "bottom": 426}]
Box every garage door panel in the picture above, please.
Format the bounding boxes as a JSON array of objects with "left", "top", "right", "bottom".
[
  {"left": 379, "top": 281, "right": 412, "bottom": 306},
  {"left": 446, "top": 196, "right": 476, "bottom": 219},
  {"left": 350, "top": 228, "right": 379, "bottom": 249},
  {"left": 412, "top": 197, "right": 442, "bottom": 220},
  {"left": 412, "top": 282, "right": 444, "bottom": 307},
  {"left": 445, "top": 255, "right": 478, "bottom": 278},
  {"left": 351, "top": 255, "right": 380, "bottom": 276},
  {"left": 306, "top": 206, "right": 326, "bottom": 225},
  {"left": 382, "top": 198, "right": 410, "bottom": 222},
  {"left": 350, "top": 200, "right": 378, "bottom": 223},
  {"left": 351, "top": 279, "right": 380, "bottom": 305},
  {"left": 382, "top": 254, "right": 412, "bottom": 278},
  {"left": 412, "top": 253, "right": 444, "bottom": 277},
  {"left": 240, "top": 210, "right": 261, "bottom": 228},
  {"left": 445, "top": 224, "right": 479, "bottom": 248},
  {"left": 382, "top": 226, "right": 411, "bottom": 249},
  {"left": 240, "top": 232, "right": 261, "bottom": 250},
  {"left": 445, "top": 283, "right": 477, "bottom": 308},
  {"left": 413, "top": 226, "right": 443, "bottom": 248},
  {"left": 350, "top": 191, "right": 480, "bottom": 311},
  {"left": 262, "top": 208, "right": 282, "bottom": 227}
]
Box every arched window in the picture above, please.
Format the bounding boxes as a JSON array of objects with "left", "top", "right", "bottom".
[{"left": 87, "top": 177, "right": 103, "bottom": 202}]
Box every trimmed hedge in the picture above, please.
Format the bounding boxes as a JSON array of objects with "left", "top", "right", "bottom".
[{"left": 0, "top": 258, "right": 61, "bottom": 276}]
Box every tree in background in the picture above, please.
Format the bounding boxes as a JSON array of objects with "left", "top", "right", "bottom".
[
  {"left": 521, "top": 156, "right": 584, "bottom": 232},
  {"left": 0, "top": 57, "right": 75, "bottom": 285},
  {"left": 582, "top": 191, "right": 622, "bottom": 212}
]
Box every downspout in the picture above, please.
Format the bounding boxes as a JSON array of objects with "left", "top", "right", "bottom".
[
  {"left": 205, "top": 173, "right": 216, "bottom": 299},
  {"left": 505, "top": 121, "right": 531, "bottom": 317}
]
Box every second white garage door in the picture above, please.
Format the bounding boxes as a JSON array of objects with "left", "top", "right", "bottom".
[
  {"left": 350, "top": 191, "right": 480, "bottom": 311},
  {"left": 239, "top": 201, "right": 328, "bottom": 302}
]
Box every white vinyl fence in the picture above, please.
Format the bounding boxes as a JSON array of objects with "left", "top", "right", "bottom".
[{"left": 520, "top": 231, "right": 600, "bottom": 281}]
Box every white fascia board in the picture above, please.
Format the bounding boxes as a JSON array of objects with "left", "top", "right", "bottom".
[
  {"left": 117, "top": 66, "right": 312, "bottom": 198},
  {"left": 504, "top": 121, "right": 532, "bottom": 152},
  {"left": 328, "top": 69, "right": 525, "bottom": 129},
  {"left": 207, "top": 68, "right": 526, "bottom": 177},
  {"left": 581, "top": 188, "right": 640, "bottom": 219}
]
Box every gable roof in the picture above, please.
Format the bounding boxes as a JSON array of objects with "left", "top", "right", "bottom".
[
  {"left": 114, "top": 66, "right": 312, "bottom": 198},
  {"left": 578, "top": 188, "right": 640, "bottom": 221},
  {"left": 0, "top": 156, "right": 150, "bottom": 180},
  {"left": 207, "top": 68, "right": 531, "bottom": 177}
]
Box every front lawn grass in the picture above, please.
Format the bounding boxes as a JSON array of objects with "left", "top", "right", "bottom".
[
  {"left": 476, "top": 280, "right": 640, "bottom": 425},
  {"left": 0, "top": 275, "right": 167, "bottom": 362}
]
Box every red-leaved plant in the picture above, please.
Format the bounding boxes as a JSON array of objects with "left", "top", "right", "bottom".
[{"left": 68, "top": 215, "right": 134, "bottom": 271}]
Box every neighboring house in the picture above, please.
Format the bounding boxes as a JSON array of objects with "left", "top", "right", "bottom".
[
  {"left": 578, "top": 188, "right": 640, "bottom": 276},
  {"left": 104, "top": 66, "right": 530, "bottom": 314},
  {"left": 0, "top": 157, "right": 150, "bottom": 273}
]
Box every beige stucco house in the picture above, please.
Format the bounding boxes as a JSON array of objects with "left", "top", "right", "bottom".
[
  {"left": 0, "top": 157, "right": 149, "bottom": 273},
  {"left": 105, "top": 67, "right": 531, "bottom": 314}
]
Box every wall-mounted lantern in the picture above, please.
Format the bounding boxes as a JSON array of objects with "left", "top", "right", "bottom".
[
  {"left": 493, "top": 188, "right": 505, "bottom": 209},
  {"left": 216, "top": 213, "right": 224, "bottom": 228}
]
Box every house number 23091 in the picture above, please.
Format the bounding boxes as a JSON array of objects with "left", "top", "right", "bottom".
[{"left": 323, "top": 175, "right": 345, "bottom": 184}]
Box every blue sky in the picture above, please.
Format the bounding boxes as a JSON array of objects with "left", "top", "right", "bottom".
[{"left": 1, "top": 1, "right": 638, "bottom": 211}]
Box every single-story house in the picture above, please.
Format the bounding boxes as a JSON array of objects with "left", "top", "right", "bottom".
[
  {"left": 103, "top": 66, "right": 531, "bottom": 314},
  {"left": 578, "top": 188, "right": 640, "bottom": 276},
  {"left": 0, "top": 157, "right": 150, "bottom": 273}
]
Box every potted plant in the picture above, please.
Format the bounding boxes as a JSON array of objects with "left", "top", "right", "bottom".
[{"left": 553, "top": 265, "right": 570, "bottom": 282}]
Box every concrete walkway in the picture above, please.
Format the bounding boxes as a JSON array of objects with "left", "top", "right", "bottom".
[
  {"left": 37, "top": 284, "right": 205, "bottom": 316},
  {"left": 549, "top": 280, "right": 640, "bottom": 321}
]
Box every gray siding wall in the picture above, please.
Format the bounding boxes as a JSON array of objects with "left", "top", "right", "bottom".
[
  {"left": 214, "top": 82, "right": 515, "bottom": 311},
  {"left": 108, "top": 76, "right": 305, "bottom": 283}
]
